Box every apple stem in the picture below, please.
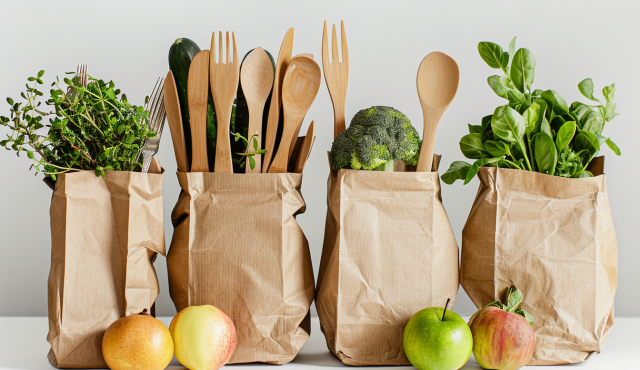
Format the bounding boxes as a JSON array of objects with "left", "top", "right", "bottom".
[{"left": 442, "top": 298, "right": 450, "bottom": 321}]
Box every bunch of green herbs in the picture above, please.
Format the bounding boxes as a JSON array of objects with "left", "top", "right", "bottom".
[
  {"left": 0, "top": 71, "right": 153, "bottom": 180},
  {"left": 442, "top": 37, "right": 621, "bottom": 184}
]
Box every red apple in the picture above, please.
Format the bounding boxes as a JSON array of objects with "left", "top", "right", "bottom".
[{"left": 468, "top": 286, "right": 535, "bottom": 370}]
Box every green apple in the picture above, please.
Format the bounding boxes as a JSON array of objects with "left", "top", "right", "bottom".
[{"left": 403, "top": 299, "right": 472, "bottom": 370}]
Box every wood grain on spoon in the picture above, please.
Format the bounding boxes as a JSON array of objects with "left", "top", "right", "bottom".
[
  {"left": 268, "top": 57, "right": 321, "bottom": 173},
  {"left": 295, "top": 120, "right": 315, "bottom": 173},
  {"left": 163, "top": 71, "right": 189, "bottom": 172},
  {"left": 262, "top": 28, "right": 294, "bottom": 173},
  {"left": 287, "top": 54, "right": 314, "bottom": 159},
  {"left": 415, "top": 51, "right": 459, "bottom": 172},
  {"left": 188, "top": 50, "right": 210, "bottom": 172},
  {"left": 240, "top": 47, "right": 274, "bottom": 173}
]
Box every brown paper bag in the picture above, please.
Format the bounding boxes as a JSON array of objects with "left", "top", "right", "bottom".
[
  {"left": 167, "top": 172, "right": 315, "bottom": 365},
  {"left": 460, "top": 160, "right": 617, "bottom": 365},
  {"left": 46, "top": 162, "right": 165, "bottom": 368},
  {"left": 315, "top": 157, "right": 460, "bottom": 366}
]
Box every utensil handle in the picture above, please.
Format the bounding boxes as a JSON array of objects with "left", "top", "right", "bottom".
[
  {"left": 416, "top": 139, "right": 436, "bottom": 172},
  {"left": 333, "top": 104, "right": 345, "bottom": 139},
  {"left": 214, "top": 107, "right": 234, "bottom": 173},
  {"left": 246, "top": 104, "right": 263, "bottom": 173}
]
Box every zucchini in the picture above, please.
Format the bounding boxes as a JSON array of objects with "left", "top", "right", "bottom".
[{"left": 169, "top": 38, "right": 201, "bottom": 167}]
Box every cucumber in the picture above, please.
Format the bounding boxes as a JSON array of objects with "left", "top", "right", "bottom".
[
  {"left": 168, "top": 38, "right": 201, "bottom": 167},
  {"left": 234, "top": 49, "right": 276, "bottom": 172}
]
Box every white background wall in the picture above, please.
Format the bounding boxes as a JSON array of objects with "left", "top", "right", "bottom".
[{"left": 1, "top": 0, "right": 638, "bottom": 317}]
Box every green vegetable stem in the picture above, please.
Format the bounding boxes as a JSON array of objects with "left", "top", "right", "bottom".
[{"left": 442, "top": 37, "right": 621, "bottom": 185}]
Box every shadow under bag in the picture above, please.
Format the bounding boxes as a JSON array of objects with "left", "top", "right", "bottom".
[
  {"left": 460, "top": 159, "right": 617, "bottom": 365},
  {"left": 167, "top": 172, "right": 315, "bottom": 365},
  {"left": 47, "top": 163, "right": 165, "bottom": 368},
  {"left": 315, "top": 157, "right": 460, "bottom": 366}
]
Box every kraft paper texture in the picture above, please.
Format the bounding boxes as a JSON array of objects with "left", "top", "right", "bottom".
[
  {"left": 47, "top": 159, "right": 165, "bottom": 368},
  {"left": 167, "top": 172, "right": 314, "bottom": 365},
  {"left": 460, "top": 159, "right": 617, "bottom": 365},
  {"left": 315, "top": 156, "right": 460, "bottom": 366}
]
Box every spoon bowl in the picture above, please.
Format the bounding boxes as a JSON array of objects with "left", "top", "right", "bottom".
[
  {"left": 268, "top": 56, "right": 321, "bottom": 173},
  {"left": 416, "top": 52, "right": 459, "bottom": 172}
]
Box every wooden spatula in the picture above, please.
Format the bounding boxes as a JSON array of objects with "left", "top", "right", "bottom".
[
  {"left": 210, "top": 31, "right": 240, "bottom": 173},
  {"left": 240, "top": 47, "right": 274, "bottom": 173},
  {"left": 262, "top": 28, "right": 294, "bottom": 173},
  {"left": 268, "top": 57, "right": 321, "bottom": 173},
  {"left": 295, "top": 120, "right": 315, "bottom": 173},
  {"left": 415, "top": 52, "right": 459, "bottom": 172},
  {"left": 188, "top": 50, "right": 210, "bottom": 172},
  {"left": 164, "top": 71, "right": 189, "bottom": 172}
]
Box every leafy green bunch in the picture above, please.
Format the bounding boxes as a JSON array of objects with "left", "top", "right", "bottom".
[
  {"left": 0, "top": 71, "right": 154, "bottom": 179},
  {"left": 442, "top": 37, "right": 621, "bottom": 185}
]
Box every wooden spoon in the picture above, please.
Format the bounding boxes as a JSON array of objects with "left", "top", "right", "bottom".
[
  {"left": 163, "top": 71, "right": 189, "bottom": 172},
  {"left": 188, "top": 50, "right": 210, "bottom": 172},
  {"left": 415, "top": 52, "right": 459, "bottom": 172},
  {"left": 262, "top": 28, "right": 294, "bottom": 173},
  {"left": 287, "top": 54, "right": 314, "bottom": 159},
  {"left": 268, "top": 57, "right": 321, "bottom": 173},
  {"left": 240, "top": 47, "right": 274, "bottom": 173},
  {"left": 295, "top": 120, "right": 315, "bottom": 173}
]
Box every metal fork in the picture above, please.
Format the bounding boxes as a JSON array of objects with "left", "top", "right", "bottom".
[
  {"left": 67, "top": 63, "right": 88, "bottom": 97},
  {"left": 322, "top": 20, "right": 349, "bottom": 139},
  {"left": 136, "top": 77, "right": 166, "bottom": 173}
]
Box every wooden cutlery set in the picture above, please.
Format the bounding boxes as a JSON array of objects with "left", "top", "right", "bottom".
[{"left": 163, "top": 29, "right": 320, "bottom": 174}]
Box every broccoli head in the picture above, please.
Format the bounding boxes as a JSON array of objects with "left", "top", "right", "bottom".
[{"left": 330, "top": 106, "right": 421, "bottom": 171}]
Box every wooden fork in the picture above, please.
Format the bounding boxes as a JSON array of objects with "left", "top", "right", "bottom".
[
  {"left": 322, "top": 20, "right": 349, "bottom": 139},
  {"left": 210, "top": 31, "right": 239, "bottom": 173}
]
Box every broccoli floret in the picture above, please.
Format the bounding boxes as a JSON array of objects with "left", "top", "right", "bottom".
[{"left": 330, "top": 106, "right": 421, "bottom": 171}]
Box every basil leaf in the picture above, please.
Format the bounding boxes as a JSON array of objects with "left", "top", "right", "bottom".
[
  {"left": 605, "top": 138, "right": 621, "bottom": 156},
  {"left": 602, "top": 83, "right": 615, "bottom": 102},
  {"left": 515, "top": 309, "right": 535, "bottom": 327},
  {"left": 523, "top": 103, "right": 540, "bottom": 135},
  {"left": 460, "top": 133, "right": 487, "bottom": 159},
  {"left": 488, "top": 75, "right": 510, "bottom": 98},
  {"left": 441, "top": 161, "right": 472, "bottom": 185},
  {"left": 464, "top": 157, "right": 503, "bottom": 184},
  {"left": 556, "top": 121, "right": 576, "bottom": 152},
  {"left": 541, "top": 90, "right": 569, "bottom": 116},
  {"left": 491, "top": 106, "right": 525, "bottom": 144},
  {"left": 510, "top": 48, "right": 536, "bottom": 93},
  {"left": 485, "top": 140, "right": 510, "bottom": 157},
  {"left": 478, "top": 42, "right": 505, "bottom": 69},
  {"left": 578, "top": 78, "right": 600, "bottom": 102},
  {"left": 534, "top": 132, "right": 558, "bottom": 175},
  {"left": 540, "top": 117, "right": 552, "bottom": 137}
]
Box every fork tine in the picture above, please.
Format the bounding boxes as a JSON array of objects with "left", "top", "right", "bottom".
[
  {"left": 211, "top": 31, "right": 217, "bottom": 64},
  {"left": 83, "top": 64, "right": 87, "bottom": 86},
  {"left": 341, "top": 20, "right": 348, "bottom": 68},
  {"left": 219, "top": 32, "right": 223, "bottom": 65},
  {"left": 150, "top": 78, "right": 164, "bottom": 131},
  {"left": 332, "top": 23, "right": 339, "bottom": 63},
  {"left": 232, "top": 32, "right": 238, "bottom": 65},
  {"left": 322, "top": 21, "right": 329, "bottom": 67},
  {"left": 225, "top": 32, "right": 230, "bottom": 65}
]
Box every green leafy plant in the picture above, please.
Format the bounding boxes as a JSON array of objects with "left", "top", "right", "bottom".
[
  {"left": 231, "top": 132, "right": 266, "bottom": 170},
  {"left": 0, "top": 71, "right": 153, "bottom": 179},
  {"left": 442, "top": 37, "right": 621, "bottom": 185}
]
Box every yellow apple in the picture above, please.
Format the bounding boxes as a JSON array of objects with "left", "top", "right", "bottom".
[{"left": 170, "top": 305, "right": 236, "bottom": 370}]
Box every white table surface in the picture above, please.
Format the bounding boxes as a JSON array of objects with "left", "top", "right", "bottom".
[{"left": 1, "top": 316, "right": 637, "bottom": 369}]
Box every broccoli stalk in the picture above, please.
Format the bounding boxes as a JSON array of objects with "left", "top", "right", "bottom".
[{"left": 330, "top": 106, "right": 421, "bottom": 171}]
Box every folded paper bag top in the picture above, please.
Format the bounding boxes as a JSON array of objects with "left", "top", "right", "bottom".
[
  {"left": 167, "top": 172, "right": 315, "bottom": 365},
  {"left": 316, "top": 155, "right": 460, "bottom": 366},
  {"left": 47, "top": 158, "right": 165, "bottom": 368},
  {"left": 460, "top": 157, "right": 617, "bottom": 365}
]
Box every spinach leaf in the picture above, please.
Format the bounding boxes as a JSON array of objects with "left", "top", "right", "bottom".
[
  {"left": 581, "top": 109, "right": 604, "bottom": 134},
  {"left": 468, "top": 124, "right": 484, "bottom": 134},
  {"left": 478, "top": 42, "right": 506, "bottom": 70},
  {"left": 510, "top": 48, "right": 536, "bottom": 93},
  {"left": 602, "top": 83, "right": 615, "bottom": 102},
  {"left": 604, "top": 102, "right": 618, "bottom": 122},
  {"left": 485, "top": 140, "right": 511, "bottom": 157},
  {"left": 534, "top": 132, "right": 558, "bottom": 175},
  {"left": 464, "top": 156, "right": 503, "bottom": 184},
  {"left": 441, "top": 161, "right": 472, "bottom": 185},
  {"left": 605, "top": 138, "right": 621, "bottom": 155},
  {"left": 541, "top": 90, "right": 569, "bottom": 116},
  {"left": 523, "top": 103, "right": 540, "bottom": 135},
  {"left": 575, "top": 129, "right": 600, "bottom": 159},
  {"left": 488, "top": 75, "right": 510, "bottom": 98},
  {"left": 481, "top": 114, "right": 493, "bottom": 133},
  {"left": 507, "top": 37, "right": 516, "bottom": 70},
  {"left": 460, "top": 133, "right": 487, "bottom": 159},
  {"left": 540, "top": 117, "right": 552, "bottom": 137},
  {"left": 491, "top": 106, "right": 525, "bottom": 143},
  {"left": 556, "top": 121, "right": 576, "bottom": 152}
]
